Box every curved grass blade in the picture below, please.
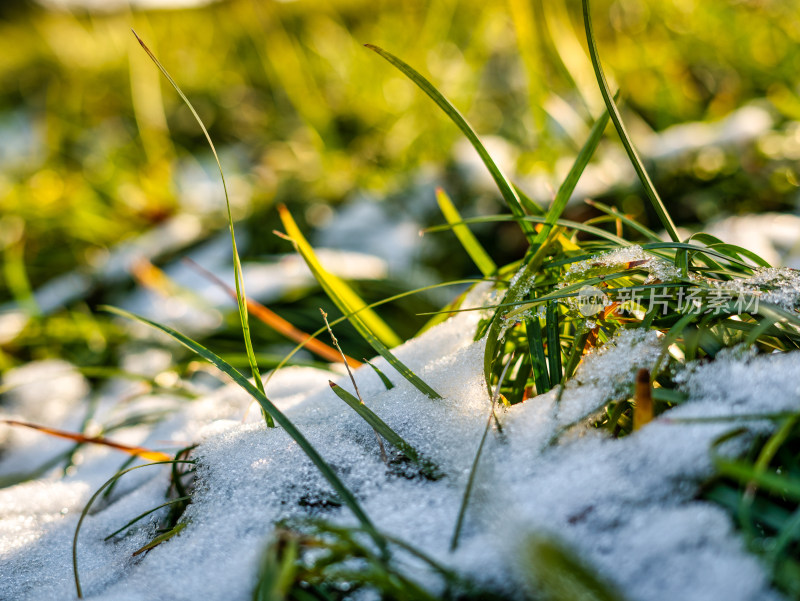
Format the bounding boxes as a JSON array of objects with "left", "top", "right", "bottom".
[
  {"left": 534, "top": 105, "right": 611, "bottom": 245},
  {"left": 278, "top": 212, "right": 441, "bottom": 400},
  {"left": 74, "top": 460, "right": 194, "bottom": 598},
  {"left": 101, "top": 305, "right": 386, "bottom": 553},
  {"left": 104, "top": 496, "right": 191, "bottom": 541},
  {"left": 278, "top": 205, "right": 401, "bottom": 348},
  {"left": 365, "top": 43, "right": 536, "bottom": 243},
  {"left": 132, "top": 31, "right": 272, "bottom": 427},
  {"left": 436, "top": 187, "right": 496, "bottom": 277},
  {"left": 329, "top": 382, "right": 437, "bottom": 477},
  {"left": 450, "top": 358, "right": 513, "bottom": 551},
  {"left": 580, "top": 1, "right": 679, "bottom": 242}
]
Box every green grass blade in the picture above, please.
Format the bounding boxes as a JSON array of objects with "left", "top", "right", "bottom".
[
  {"left": 425, "top": 214, "right": 630, "bottom": 247},
  {"left": 279, "top": 205, "right": 401, "bottom": 348},
  {"left": 365, "top": 359, "right": 394, "bottom": 390},
  {"left": 514, "top": 183, "right": 547, "bottom": 216},
  {"left": 523, "top": 535, "right": 627, "bottom": 601},
  {"left": 527, "top": 316, "right": 551, "bottom": 393},
  {"left": 132, "top": 522, "right": 187, "bottom": 556},
  {"left": 329, "top": 382, "right": 433, "bottom": 474},
  {"left": 584, "top": 199, "right": 661, "bottom": 242},
  {"left": 534, "top": 106, "right": 611, "bottom": 245},
  {"left": 450, "top": 358, "right": 513, "bottom": 551},
  {"left": 688, "top": 233, "right": 770, "bottom": 267},
  {"left": 265, "top": 279, "right": 485, "bottom": 389},
  {"left": 436, "top": 187, "right": 497, "bottom": 277},
  {"left": 484, "top": 227, "right": 563, "bottom": 388},
  {"left": 715, "top": 459, "right": 800, "bottom": 501},
  {"left": 132, "top": 31, "right": 272, "bottom": 427},
  {"left": 580, "top": 1, "right": 680, "bottom": 242},
  {"left": 101, "top": 305, "right": 386, "bottom": 553},
  {"left": 104, "top": 496, "right": 191, "bottom": 541},
  {"left": 563, "top": 325, "right": 590, "bottom": 380},
  {"left": 546, "top": 301, "right": 563, "bottom": 385},
  {"left": 278, "top": 211, "right": 442, "bottom": 400},
  {"left": 73, "top": 460, "right": 194, "bottom": 598},
  {"left": 365, "top": 43, "right": 536, "bottom": 243}
]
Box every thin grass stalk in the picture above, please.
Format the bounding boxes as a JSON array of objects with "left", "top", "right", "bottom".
[
  {"left": 132, "top": 31, "right": 272, "bottom": 426},
  {"left": 450, "top": 358, "right": 514, "bottom": 551}
]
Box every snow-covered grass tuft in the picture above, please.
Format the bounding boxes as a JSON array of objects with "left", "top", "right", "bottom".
[{"left": 3, "top": 1, "right": 800, "bottom": 599}]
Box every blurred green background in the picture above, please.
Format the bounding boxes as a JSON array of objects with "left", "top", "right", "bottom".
[{"left": 2, "top": 0, "right": 800, "bottom": 372}]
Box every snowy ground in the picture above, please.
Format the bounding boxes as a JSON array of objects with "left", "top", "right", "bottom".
[{"left": 1, "top": 285, "right": 796, "bottom": 600}]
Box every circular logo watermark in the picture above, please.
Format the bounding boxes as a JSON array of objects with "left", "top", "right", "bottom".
[{"left": 577, "top": 285, "right": 609, "bottom": 317}]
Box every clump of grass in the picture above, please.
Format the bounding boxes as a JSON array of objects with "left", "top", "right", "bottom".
[
  {"left": 369, "top": 0, "right": 800, "bottom": 594},
  {"left": 77, "top": 3, "right": 800, "bottom": 599},
  {"left": 252, "top": 519, "right": 507, "bottom": 601}
]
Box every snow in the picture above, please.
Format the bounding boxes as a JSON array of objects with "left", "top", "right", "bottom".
[
  {"left": 565, "top": 245, "right": 682, "bottom": 283},
  {"left": 1, "top": 284, "right": 796, "bottom": 600}
]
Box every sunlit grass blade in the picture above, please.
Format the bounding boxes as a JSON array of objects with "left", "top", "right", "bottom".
[
  {"left": 534, "top": 105, "right": 611, "bottom": 245},
  {"left": 424, "top": 214, "right": 630, "bottom": 247},
  {"left": 584, "top": 198, "right": 661, "bottom": 242},
  {"left": 416, "top": 285, "right": 472, "bottom": 336},
  {"left": 436, "top": 187, "right": 496, "bottom": 277},
  {"left": 580, "top": 1, "right": 679, "bottom": 242},
  {"left": 420, "top": 272, "right": 636, "bottom": 320},
  {"left": 184, "top": 258, "right": 361, "bottom": 368},
  {"left": 3, "top": 237, "right": 40, "bottom": 317},
  {"left": 1, "top": 419, "right": 172, "bottom": 462},
  {"left": 278, "top": 204, "right": 401, "bottom": 348},
  {"left": 451, "top": 358, "right": 513, "bottom": 551},
  {"left": 132, "top": 31, "right": 272, "bottom": 427},
  {"left": 365, "top": 43, "right": 536, "bottom": 243},
  {"left": 277, "top": 210, "right": 442, "bottom": 400},
  {"left": 101, "top": 305, "right": 386, "bottom": 553},
  {"left": 329, "top": 382, "right": 436, "bottom": 476}
]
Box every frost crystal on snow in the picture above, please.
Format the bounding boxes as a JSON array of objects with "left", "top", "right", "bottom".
[{"left": 722, "top": 267, "right": 800, "bottom": 311}]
